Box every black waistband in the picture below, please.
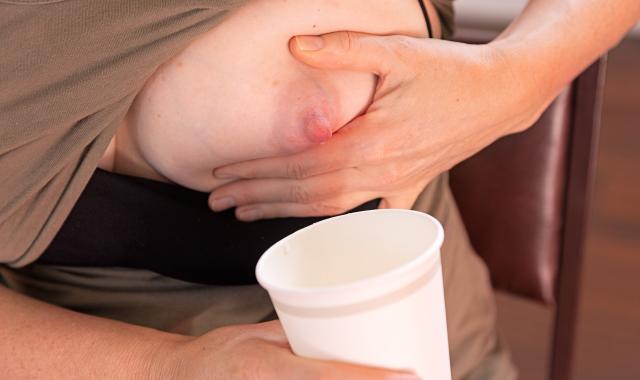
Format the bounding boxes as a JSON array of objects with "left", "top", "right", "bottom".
[{"left": 39, "top": 169, "right": 378, "bottom": 285}]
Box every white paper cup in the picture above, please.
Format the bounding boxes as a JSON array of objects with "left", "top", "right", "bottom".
[{"left": 255, "top": 209, "right": 451, "bottom": 379}]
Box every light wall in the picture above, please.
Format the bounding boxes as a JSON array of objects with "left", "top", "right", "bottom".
[{"left": 455, "top": 0, "right": 640, "bottom": 38}]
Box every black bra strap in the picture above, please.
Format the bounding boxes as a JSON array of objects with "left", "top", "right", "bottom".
[{"left": 418, "top": 0, "right": 433, "bottom": 38}]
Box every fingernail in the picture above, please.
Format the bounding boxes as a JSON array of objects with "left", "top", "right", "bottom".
[
  {"left": 237, "top": 208, "right": 262, "bottom": 222},
  {"left": 210, "top": 197, "right": 235, "bottom": 212},
  {"left": 295, "top": 35, "right": 324, "bottom": 52}
]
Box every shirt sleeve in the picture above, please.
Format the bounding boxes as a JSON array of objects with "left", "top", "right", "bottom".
[{"left": 0, "top": 0, "right": 248, "bottom": 266}]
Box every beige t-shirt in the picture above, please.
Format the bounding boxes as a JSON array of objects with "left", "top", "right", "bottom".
[{"left": 0, "top": 0, "right": 454, "bottom": 267}]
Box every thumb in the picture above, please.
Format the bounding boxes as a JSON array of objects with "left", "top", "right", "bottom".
[{"left": 290, "top": 31, "right": 394, "bottom": 76}]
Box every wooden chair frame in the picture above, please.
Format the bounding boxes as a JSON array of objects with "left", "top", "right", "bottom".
[
  {"left": 452, "top": 27, "right": 607, "bottom": 380},
  {"left": 550, "top": 56, "right": 607, "bottom": 380}
]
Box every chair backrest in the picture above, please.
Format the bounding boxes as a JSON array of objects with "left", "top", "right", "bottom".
[
  {"left": 448, "top": 27, "right": 607, "bottom": 380},
  {"left": 449, "top": 29, "right": 605, "bottom": 306},
  {"left": 450, "top": 85, "right": 573, "bottom": 304}
]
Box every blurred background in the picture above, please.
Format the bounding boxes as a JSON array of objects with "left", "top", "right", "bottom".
[
  {"left": 0, "top": 2, "right": 633, "bottom": 379},
  {"left": 455, "top": 1, "right": 640, "bottom": 379}
]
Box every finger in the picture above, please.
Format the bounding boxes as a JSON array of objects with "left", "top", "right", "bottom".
[
  {"left": 255, "top": 320, "right": 286, "bottom": 338},
  {"left": 256, "top": 319, "right": 285, "bottom": 331},
  {"left": 252, "top": 320, "right": 291, "bottom": 348},
  {"left": 315, "top": 361, "right": 421, "bottom": 380},
  {"left": 290, "top": 31, "right": 397, "bottom": 76},
  {"left": 234, "top": 194, "right": 373, "bottom": 221},
  {"left": 209, "top": 170, "right": 362, "bottom": 211},
  {"left": 378, "top": 195, "right": 415, "bottom": 210},
  {"left": 379, "top": 187, "right": 425, "bottom": 210},
  {"left": 288, "top": 354, "right": 421, "bottom": 380},
  {"left": 213, "top": 120, "right": 366, "bottom": 180}
]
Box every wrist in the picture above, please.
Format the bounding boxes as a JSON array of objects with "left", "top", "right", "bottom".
[
  {"left": 490, "top": 35, "right": 560, "bottom": 99},
  {"left": 471, "top": 40, "right": 548, "bottom": 137},
  {"left": 133, "top": 329, "right": 190, "bottom": 380},
  {"left": 486, "top": 0, "right": 637, "bottom": 119}
]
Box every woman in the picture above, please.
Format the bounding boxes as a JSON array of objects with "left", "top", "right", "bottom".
[
  {"left": 88, "top": 1, "right": 510, "bottom": 378},
  {"left": 99, "top": 0, "right": 441, "bottom": 190},
  {"left": 3, "top": 1, "right": 509, "bottom": 378},
  {"left": 3, "top": 0, "right": 638, "bottom": 379}
]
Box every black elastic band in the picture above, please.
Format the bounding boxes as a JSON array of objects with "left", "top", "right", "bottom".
[
  {"left": 418, "top": 0, "right": 433, "bottom": 38},
  {"left": 39, "top": 169, "right": 379, "bottom": 285}
]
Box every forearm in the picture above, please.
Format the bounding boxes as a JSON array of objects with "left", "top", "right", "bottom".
[
  {"left": 493, "top": 0, "right": 639, "bottom": 111},
  {"left": 0, "top": 285, "right": 182, "bottom": 379}
]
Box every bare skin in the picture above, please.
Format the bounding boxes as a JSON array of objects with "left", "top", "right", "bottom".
[
  {"left": 99, "top": 0, "right": 438, "bottom": 191},
  {"left": 4, "top": 1, "right": 437, "bottom": 378},
  {"left": 208, "top": 0, "right": 640, "bottom": 221},
  {"left": 0, "top": 286, "right": 419, "bottom": 379},
  {"left": 5, "top": 0, "right": 638, "bottom": 378}
]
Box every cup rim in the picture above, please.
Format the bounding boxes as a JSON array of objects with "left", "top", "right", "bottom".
[{"left": 255, "top": 209, "right": 444, "bottom": 301}]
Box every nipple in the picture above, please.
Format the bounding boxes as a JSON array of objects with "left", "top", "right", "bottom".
[
  {"left": 303, "top": 113, "right": 333, "bottom": 144},
  {"left": 273, "top": 102, "right": 337, "bottom": 154}
]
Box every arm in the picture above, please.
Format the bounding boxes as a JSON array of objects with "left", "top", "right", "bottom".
[
  {"left": 207, "top": 1, "right": 639, "bottom": 220},
  {"left": 0, "top": 285, "right": 415, "bottom": 379},
  {"left": 494, "top": 0, "right": 640, "bottom": 113},
  {"left": 0, "top": 285, "right": 166, "bottom": 378}
]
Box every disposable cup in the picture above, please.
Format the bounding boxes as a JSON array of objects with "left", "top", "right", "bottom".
[{"left": 255, "top": 209, "right": 450, "bottom": 379}]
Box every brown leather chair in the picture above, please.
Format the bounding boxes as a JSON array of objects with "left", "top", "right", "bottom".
[{"left": 449, "top": 29, "right": 607, "bottom": 380}]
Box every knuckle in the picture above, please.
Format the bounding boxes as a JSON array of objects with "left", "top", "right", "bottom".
[
  {"left": 390, "top": 35, "right": 415, "bottom": 55},
  {"left": 234, "top": 186, "right": 255, "bottom": 205},
  {"left": 387, "top": 35, "right": 420, "bottom": 74},
  {"left": 286, "top": 161, "right": 307, "bottom": 179},
  {"left": 289, "top": 184, "right": 313, "bottom": 204},
  {"left": 338, "top": 31, "right": 356, "bottom": 52},
  {"left": 310, "top": 201, "right": 345, "bottom": 216}
]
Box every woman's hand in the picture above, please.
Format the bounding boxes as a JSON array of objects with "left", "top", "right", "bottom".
[
  {"left": 154, "top": 320, "right": 420, "bottom": 379},
  {"left": 208, "top": 31, "right": 555, "bottom": 221}
]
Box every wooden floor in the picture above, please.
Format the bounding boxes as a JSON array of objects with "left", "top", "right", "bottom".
[{"left": 495, "top": 38, "right": 640, "bottom": 380}]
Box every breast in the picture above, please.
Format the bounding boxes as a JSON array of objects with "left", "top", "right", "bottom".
[{"left": 115, "top": 0, "right": 432, "bottom": 192}]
